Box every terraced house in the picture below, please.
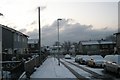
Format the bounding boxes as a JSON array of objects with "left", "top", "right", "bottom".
[{"left": 0, "top": 24, "right": 28, "bottom": 54}]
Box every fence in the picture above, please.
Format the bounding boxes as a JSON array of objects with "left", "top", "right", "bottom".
[{"left": 1, "top": 53, "right": 48, "bottom": 80}]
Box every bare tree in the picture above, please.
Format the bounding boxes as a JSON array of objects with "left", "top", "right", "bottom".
[
  {"left": 62, "top": 41, "right": 71, "bottom": 54},
  {"left": 73, "top": 42, "right": 79, "bottom": 54}
]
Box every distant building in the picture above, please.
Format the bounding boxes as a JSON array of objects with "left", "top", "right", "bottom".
[
  {"left": 0, "top": 24, "right": 28, "bottom": 54},
  {"left": 28, "top": 39, "right": 39, "bottom": 53},
  {"left": 115, "top": 2, "right": 120, "bottom": 54},
  {"left": 99, "top": 40, "right": 116, "bottom": 55},
  {"left": 79, "top": 41, "right": 100, "bottom": 55},
  {"left": 49, "top": 45, "right": 75, "bottom": 55},
  {"left": 50, "top": 46, "right": 62, "bottom": 54},
  {"left": 79, "top": 40, "right": 116, "bottom": 55},
  {"left": 115, "top": 33, "right": 120, "bottom": 54}
]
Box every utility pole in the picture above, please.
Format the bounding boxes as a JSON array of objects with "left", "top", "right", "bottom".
[{"left": 38, "top": 7, "right": 41, "bottom": 64}]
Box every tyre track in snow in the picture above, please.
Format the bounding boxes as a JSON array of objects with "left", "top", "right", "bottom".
[{"left": 61, "top": 59, "right": 114, "bottom": 80}]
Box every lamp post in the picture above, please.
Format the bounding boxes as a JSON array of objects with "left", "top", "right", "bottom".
[{"left": 57, "top": 18, "right": 62, "bottom": 66}]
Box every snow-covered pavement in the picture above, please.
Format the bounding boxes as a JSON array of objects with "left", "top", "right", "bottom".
[{"left": 30, "top": 56, "right": 76, "bottom": 79}]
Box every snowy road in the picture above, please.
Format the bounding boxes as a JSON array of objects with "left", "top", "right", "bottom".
[{"left": 63, "top": 58, "right": 120, "bottom": 80}]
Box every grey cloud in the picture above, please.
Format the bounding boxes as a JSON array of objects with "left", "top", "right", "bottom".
[
  {"left": 40, "top": 6, "right": 46, "bottom": 10},
  {"left": 21, "top": 19, "right": 117, "bottom": 46},
  {"left": 30, "top": 21, "right": 36, "bottom": 25},
  {"left": 27, "top": 29, "right": 39, "bottom": 39},
  {"left": 19, "top": 28, "right": 27, "bottom": 33}
]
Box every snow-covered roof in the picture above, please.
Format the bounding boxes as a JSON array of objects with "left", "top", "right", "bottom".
[
  {"left": 50, "top": 46, "right": 62, "bottom": 48},
  {"left": 81, "top": 40, "right": 115, "bottom": 45},
  {"left": 28, "top": 39, "right": 39, "bottom": 44},
  {"left": 100, "top": 41, "right": 115, "bottom": 44},
  {"left": 81, "top": 41, "right": 99, "bottom": 45}
]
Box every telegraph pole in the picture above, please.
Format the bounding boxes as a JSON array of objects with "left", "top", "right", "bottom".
[{"left": 38, "top": 7, "right": 41, "bottom": 64}]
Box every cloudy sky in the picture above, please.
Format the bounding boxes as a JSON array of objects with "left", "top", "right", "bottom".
[{"left": 0, "top": 0, "right": 119, "bottom": 46}]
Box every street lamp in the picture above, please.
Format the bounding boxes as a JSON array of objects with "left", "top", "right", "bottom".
[
  {"left": 0, "top": 13, "right": 3, "bottom": 16},
  {"left": 57, "top": 18, "right": 62, "bottom": 66}
]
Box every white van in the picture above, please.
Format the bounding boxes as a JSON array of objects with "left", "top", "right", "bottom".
[{"left": 104, "top": 55, "right": 120, "bottom": 75}]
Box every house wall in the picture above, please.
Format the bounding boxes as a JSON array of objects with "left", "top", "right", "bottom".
[
  {"left": 99, "top": 44, "right": 115, "bottom": 55},
  {"left": 2, "top": 26, "right": 28, "bottom": 54},
  {"left": 79, "top": 42, "right": 84, "bottom": 54},
  {"left": 2, "top": 27, "right": 13, "bottom": 53},
  {"left": 82, "top": 45, "right": 100, "bottom": 55},
  {"left": 13, "top": 33, "right": 28, "bottom": 54},
  {"left": 116, "top": 34, "right": 120, "bottom": 54}
]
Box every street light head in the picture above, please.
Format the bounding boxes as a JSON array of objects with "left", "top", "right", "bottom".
[
  {"left": 57, "top": 18, "right": 62, "bottom": 21},
  {"left": 0, "top": 13, "right": 3, "bottom": 16}
]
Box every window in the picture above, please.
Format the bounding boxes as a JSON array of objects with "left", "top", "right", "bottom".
[
  {"left": 18, "top": 35, "right": 20, "bottom": 42},
  {"left": 31, "top": 44, "right": 34, "bottom": 48},
  {"left": 102, "top": 45, "right": 108, "bottom": 48},
  {"left": 14, "top": 34, "right": 16, "bottom": 41}
]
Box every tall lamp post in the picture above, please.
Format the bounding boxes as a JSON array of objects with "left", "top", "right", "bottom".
[{"left": 57, "top": 18, "right": 62, "bottom": 66}]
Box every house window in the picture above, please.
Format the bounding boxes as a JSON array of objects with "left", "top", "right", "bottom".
[
  {"left": 18, "top": 35, "right": 20, "bottom": 42},
  {"left": 110, "top": 45, "right": 113, "bottom": 48},
  {"left": 22, "top": 37, "right": 24, "bottom": 42},
  {"left": 31, "top": 44, "right": 34, "bottom": 48},
  {"left": 102, "top": 45, "right": 108, "bottom": 48},
  {"left": 14, "top": 34, "right": 16, "bottom": 41}
]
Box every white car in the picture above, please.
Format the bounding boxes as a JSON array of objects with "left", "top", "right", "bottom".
[
  {"left": 104, "top": 55, "right": 120, "bottom": 75},
  {"left": 65, "top": 54, "right": 71, "bottom": 59},
  {"left": 79, "top": 55, "right": 91, "bottom": 64},
  {"left": 75, "top": 55, "right": 83, "bottom": 63}
]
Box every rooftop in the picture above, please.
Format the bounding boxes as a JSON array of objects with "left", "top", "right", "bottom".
[
  {"left": 0, "top": 24, "right": 28, "bottom": 37},
  {"left": 80, "top": 40, "right": 115, "bottom": 45}
]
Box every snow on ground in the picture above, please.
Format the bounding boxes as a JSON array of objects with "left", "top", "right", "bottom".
[
  {"left": 61, "top": 60, "right": 92, "bottom": 79},
  {"left": 30, "top": 56, "right": 76, "bottom": 79},
  {"left": 81, "top": 65, "right": 104, "bottom": 75},
  {"left": 65, "top": 58, "right": 104, "bottom": 75}
]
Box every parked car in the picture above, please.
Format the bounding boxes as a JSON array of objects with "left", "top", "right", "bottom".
[
  {"left": 104, "top": 55, "right": 120, "bottom": 75},
  {"left": 65, "top": 54, "right": 71, "bottom": 59},
  {"left": 79, "top": 55, "right": 91, "bottom": 64},
  {"left": 75, "top": 55, "right": 83, "bottom": 63},
  {"left": 87, "top": 55, "right": 104, "bottom": 67}
]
